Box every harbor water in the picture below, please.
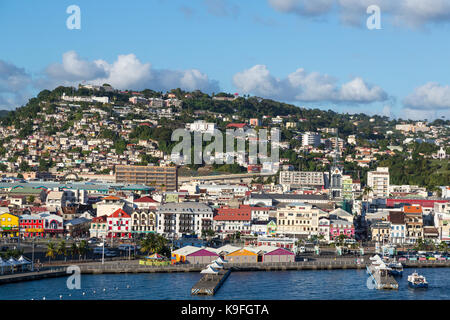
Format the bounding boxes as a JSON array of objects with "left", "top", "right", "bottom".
[{"left": 0, "top": 268, "right": 449, "bottom": 300}]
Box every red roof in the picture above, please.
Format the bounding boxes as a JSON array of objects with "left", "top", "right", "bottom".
[
  {"left": 214, "top": 205, "right": 252, "bottom": 221},
  {"left": 134, "top": 196, "right": 157, "bottom": 203},
  {"left": 226, "top": 123, "right": 247, "bottom": 129},
  {"left": 92, "top": 216, "right": 107, "bottom": 222},
  {"left": 108, "top": 208, "right": 130, "bottom": 218}
]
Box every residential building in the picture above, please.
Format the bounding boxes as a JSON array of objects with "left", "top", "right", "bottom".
[
  {"left": 106, "top": 208, "right": 132, "bottom": 239},
  {"left": 367, "top": 167, "right": 390, "bottom": 199},
  {"left": 388, "top": 211, "right": 406, "bottom": 244},
  {"left": 330, "top": 219, "right": 355, "bottom": 241},
  {"left": 156, "top": 202, "right": 214, "bottom": 239},
  {"left": 131, "top": 209, "right": 156, "bottom": 235},
  {"left": 214, "top": 205, "right": 252, "bottom": 237},
  {"left": 279, "top": 171, "right": 326, "bottom": 189},
  {"left": 433, "top": 202, "right": 450, "bottom": 242},
  {"left": 89, "top": 215, "right": 108, "bottom": 239},
  {"left": 115, "top": 165, "right": 178, "bottom": 191},
  {"left": 403, "top": 205, "right": 423, "bottom": 244},
  {"left": 302, "top": 132, "right": 321, "bottom": 147},
  {"left": 370, "top": 221, "right": 391, "bottom": 243},
  {"left": 276, "top": 203, "right": 327, "bottom": 238}
]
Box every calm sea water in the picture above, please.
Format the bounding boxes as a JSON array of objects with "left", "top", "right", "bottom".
[{"left": 0, "top": 268, "right": 449, "bottom": 300}]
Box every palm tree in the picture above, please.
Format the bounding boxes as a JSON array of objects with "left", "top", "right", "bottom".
[
  {"left": 155, "top": 234, "right": 168, "bottom": 253},
  {"left": 70, "top": 243, "right": 79, "bottom": 260},
  {"left": 78, "top": 240, "right": 89, "bottom": 260},
  {"left": 57, "top": 240, "right": 67, "bottom": 262},
  {"left": 140, "top": 233, "right": 158, "bottom": 255},
  {"left": 362, "top": 186, "right": 372, "bottom": 201},
  {"left": 46, "top": 242, "right": 57, "bottom": 263}
]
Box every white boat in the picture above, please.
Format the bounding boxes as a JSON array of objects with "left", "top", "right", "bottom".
[{"left": 408, "top": 272, "right": 428, "bottom": 289}]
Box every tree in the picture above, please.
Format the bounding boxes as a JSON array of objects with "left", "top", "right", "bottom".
[
  {"left": 140, "top": 233, "right": 169, "bottom": 255},
  {"left": 78, "top": 240, "right": 89, "bottom": 260},
  {"left": 70, "top": 243, "right": 79, "bottom": 260},
  {"left": 438, "top": 241, "right": 448, "bottom": 253},
  {"left": 57, "top": 240, "right": 67, "bottom": 261},
  {"left": 46, "top": 242, "right": 57, "bottom": 263}
]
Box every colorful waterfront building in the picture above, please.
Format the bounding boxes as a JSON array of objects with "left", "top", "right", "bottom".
[
  {"left": 106, "top": 208, "right": 132, "bottom": 239},
  {"left": 185, "top": 249, "right": 218, "bottom": 264},
  {"left": 225, "top": 248, "right": 258, "bottom": 264},
  {"left": 19, "top": 214, "right": 44, "bottom": 238},
  {"left": 262, "top": 247, "right": 295, "bottom": 263},
  {"left": 330, "top": 219, "right": 355, "bottom": 240},
  {"left": 0, "top": 213, "right": 19, "bottom": 238}
]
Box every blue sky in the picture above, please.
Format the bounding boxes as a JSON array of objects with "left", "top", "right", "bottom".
[{"left": 1, "top": 0, "right": 450, "bottom": 120}]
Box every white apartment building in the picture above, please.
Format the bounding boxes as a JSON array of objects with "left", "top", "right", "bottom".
[
  {"left": 186, "top": 120, "right": 216, "bottom": 134},
  {"left": 302, "top": 132, "right": 321, "bottom": 147},
  {"left": 367, "top": 167, "right": 390, "bottom": 199},
  {"left": 156, "top": 202, "right": 214, "bottom": 239}
]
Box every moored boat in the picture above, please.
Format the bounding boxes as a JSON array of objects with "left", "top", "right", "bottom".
[
  {"left": 387, "top": 261, "right": 403, "bottom": 277},
  {"left": 408, "top": 272, "right": 428, "bottom": 289}
]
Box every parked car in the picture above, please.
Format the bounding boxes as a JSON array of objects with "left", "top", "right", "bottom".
[
  {"left": 118, "top": 244, "right": 137, "bottom": 251},
  {"left": 88, "top": 238, "right": 99, "bottom": 244}
]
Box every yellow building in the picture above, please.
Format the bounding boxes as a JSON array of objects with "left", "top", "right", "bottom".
[
  {"left": 0, "top": 213, "right": 19, "bottom": 238},
  {"left": 225, "top": 248, "right": 258, "bottom": 264}
]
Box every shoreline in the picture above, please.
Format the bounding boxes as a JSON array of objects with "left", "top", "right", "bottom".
[{"left": 1, "top": 261, "right": 449, "bottom": 286}]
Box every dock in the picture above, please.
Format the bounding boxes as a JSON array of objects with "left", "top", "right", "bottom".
[
  {"left": 191, "top": 269, "right": 231, "bottom": 296},
  {"left": 366, "top": 264, "right": 398, "bottom": 290},
  {"left": 0, "top": 268, "right": 67, "bottom": 285}
]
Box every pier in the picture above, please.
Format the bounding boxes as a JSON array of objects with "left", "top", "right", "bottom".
[
  {"left": 191, "top": 269, "right": 231, "bottom": 296},
  {"left": 0, "top": 268, "right": 67, "bottom": 285},
  {"left": 366, "top": 264, "right": 399, "bottom": 290}
]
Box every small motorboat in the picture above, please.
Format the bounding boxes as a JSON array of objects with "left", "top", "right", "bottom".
[
  {"left": 408, "top": 272, "right": 428, "bottom": 289},
  {"left": 387, "top": 260, "right": 403, "bottom": 277}
]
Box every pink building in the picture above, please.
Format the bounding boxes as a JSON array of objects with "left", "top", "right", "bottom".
[
  {"left": 330, "top": 219, "right": 354, "bottom": 240},
  {"left": 262, "top": 247, "right": 295, "bottom": 263},
  {"left": 185, "top": 249, "right": 219, "bottom": 264}
]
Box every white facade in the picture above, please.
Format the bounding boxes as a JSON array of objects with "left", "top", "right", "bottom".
[
  {"left": 156, "top": 202, "right": 214, "bottom": 239},
  {"left": 367, "top": 167, "right": 390, "bottom": 199},
  {"left": 302, "top": 132, "right": 321, "bottom": 147}
]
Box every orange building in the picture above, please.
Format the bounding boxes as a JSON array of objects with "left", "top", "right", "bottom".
[{"left": 225, "top": 248, "right": 258, "bottom": 264}]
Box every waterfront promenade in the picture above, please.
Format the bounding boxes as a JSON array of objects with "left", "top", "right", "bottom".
[{"left": 76, "top": 257, "right": 450, "bottom": 274}]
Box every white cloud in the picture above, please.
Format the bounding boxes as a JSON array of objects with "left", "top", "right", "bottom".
[
  {"left": 233, "top": 64, "right": 387, "bottom": 104},
  {"left": 42, "top": 51, "right": 220, "bottom": 93},
  {"left": 402, "top": 82, "right": 450, "bottom": 120},
  {"left": 268, "top": 0, "right": 450, "bottom": 28},
  {"left": 0, "top": 60, "right": 33, "bottom": 109},
  {"left": 45, "top": 51, "right": 108, "bottom": 81},
  {"left": 403, "top": 82, "right": 450, "bottom": 110},
  {"left": 268, "top": 0, "right": 334, "bottom": 16}
]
